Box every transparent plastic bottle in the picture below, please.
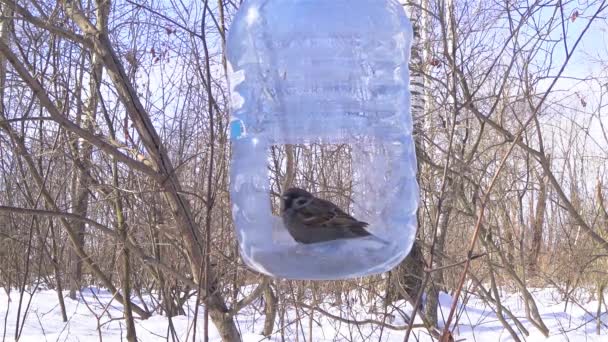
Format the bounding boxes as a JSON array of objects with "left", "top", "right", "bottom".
[{"left": 227, "top": 0, "right": 417, "bottom": 280}]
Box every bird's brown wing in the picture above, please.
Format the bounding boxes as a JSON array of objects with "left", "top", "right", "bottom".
[{"left": 296, "top": 198, "right": 369, "bottom": 230}]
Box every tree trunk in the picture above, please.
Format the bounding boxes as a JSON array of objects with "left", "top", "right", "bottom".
[
  {"left": 113, "top": 183, "right": 138, "bottom": 342},
  {"left": 395, "top": 0, "right": 430, "bottom": 318},
  {"left": 528, "top": 169, "right": 548, "bottom": 275},
  {"left": 68, "top": 158, "right": 89, "bottom": 299},
  {"left": 263, "top": 282, "right": 277, "bottom": 337},
  {"left": 597, "top": 283, "right": 605, "bottom": 335},
  {"left": 387, "top": 241, "right": 424, "bottom": 307},
  {"left": 425, "top": 204, "right": 452, "bottom": 326},
  {"left": 50, "top": 221, "right": 68, "bottom": 322}
]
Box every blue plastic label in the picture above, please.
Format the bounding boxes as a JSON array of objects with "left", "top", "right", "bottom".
[{"left": 230, "top": 119, "right": 246, "bottom": 140}]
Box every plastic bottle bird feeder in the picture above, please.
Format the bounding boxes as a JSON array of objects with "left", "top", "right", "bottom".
[{"left": 227, "top": 0, "right": 418, "bottom": 280}]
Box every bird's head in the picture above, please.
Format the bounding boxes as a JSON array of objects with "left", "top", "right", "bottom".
[{"left": 281, "top": 187, "right": 313, "bottom": 211}]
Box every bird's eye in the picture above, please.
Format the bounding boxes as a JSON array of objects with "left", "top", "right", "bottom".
[{"left": 296, "top": 198, "right": 307, "bottom": 206}]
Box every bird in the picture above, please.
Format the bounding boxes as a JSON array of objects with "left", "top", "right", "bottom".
[{"left": 280, "top": 187, "right": 372, "bottom": 244}]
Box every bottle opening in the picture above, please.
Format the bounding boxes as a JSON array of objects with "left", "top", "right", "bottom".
[{"left": 267, "top": 142, "right": 372, "bottom": 245}]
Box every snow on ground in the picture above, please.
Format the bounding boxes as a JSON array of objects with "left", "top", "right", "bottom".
[{"left": 0, "top": 286, "right": 606, "bottom": 341}]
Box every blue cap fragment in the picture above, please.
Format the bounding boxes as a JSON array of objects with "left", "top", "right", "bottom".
[{"left": 230, "top": 119, "right": 246, "bottom": 140}]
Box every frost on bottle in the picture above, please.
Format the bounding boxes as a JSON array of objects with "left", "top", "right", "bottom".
[{"left": 227, "top": 0, "right": 417, "bottom": 280}]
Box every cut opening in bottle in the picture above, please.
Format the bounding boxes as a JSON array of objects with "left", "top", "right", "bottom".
[{"left": 230, "top": 136, "right": 417, "bottom": 280}]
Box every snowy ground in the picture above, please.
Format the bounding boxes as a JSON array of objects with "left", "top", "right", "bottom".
[{"left": 1, "top": 286, "right": 606, "bottom": 341}]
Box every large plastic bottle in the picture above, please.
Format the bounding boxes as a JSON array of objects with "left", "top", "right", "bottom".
[{"left": 227, "top": 0, "right": 417, "bottom": 280}]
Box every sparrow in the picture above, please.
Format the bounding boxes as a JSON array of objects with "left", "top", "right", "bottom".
[{"left": 280, "top": 187, "right": 372, "bottom": 244}]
